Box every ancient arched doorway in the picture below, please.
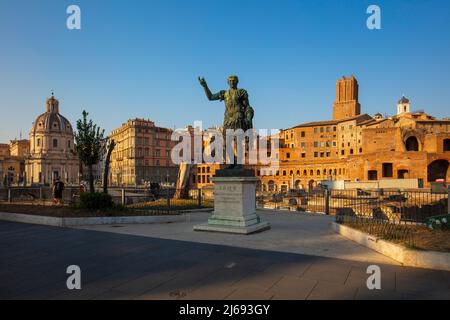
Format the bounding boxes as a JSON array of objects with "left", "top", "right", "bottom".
[
  {"left": 427, "top": 160, "right": 449, "bottom": 182},
  {"left": 295, "top": 180, "right": 301, "bottom": 190},
  {"left": 405, "top": 136, "right": 419, "bottom": 151},
  {"left": 308, "top": 180, "right": 315, "bottom": 190}
]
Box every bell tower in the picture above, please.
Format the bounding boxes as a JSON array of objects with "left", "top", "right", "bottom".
[
  {"left": 332, "top": 75, "right": 361, "bottom": 120},
  {"left": 397, "top": 96, "right": 410, "bottom": 115}
]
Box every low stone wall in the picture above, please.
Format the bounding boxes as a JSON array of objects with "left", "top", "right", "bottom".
[
  {"left": 332, "top": 222, "right": 450, "bottom": 271},
  {"left": 0, "top": 211, "right": 186, "bottom": 227},
  {"left": 323, "top": 179, "right": 420, "bottom": 190}
]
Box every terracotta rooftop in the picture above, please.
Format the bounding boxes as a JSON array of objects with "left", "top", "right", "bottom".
[{"left": 290, "top": 114, "right": 371, "bottom": 129}]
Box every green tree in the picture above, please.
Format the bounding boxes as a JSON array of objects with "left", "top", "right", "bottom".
[{"left": 75, "top": 111, "right": 107, "bottom": 193}]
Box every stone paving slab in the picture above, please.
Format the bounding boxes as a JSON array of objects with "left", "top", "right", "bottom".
[
  {"left": 0, "top": 221, "right": 449, "bottom": 300},
  {"left": 75, "top": 210, "right": 399, "bottom": 265}
]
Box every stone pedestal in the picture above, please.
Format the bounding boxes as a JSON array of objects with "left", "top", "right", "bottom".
[{"left": 194, "top": 176, "right": 270, "bottom": 234}]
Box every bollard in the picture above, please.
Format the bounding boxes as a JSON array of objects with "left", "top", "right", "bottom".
[
  {"left": 325, "top": 189, "right": 330, "bottom": 215},
  {"left": 166, "top": 188, "right": 171, "bottom": 210},
  {"left": 448, "top": 185, "right": 450, "bottom": 215},
  {"left": 8, "top": 188, "right": 11, "bottom": 203},
  {"left": 39, "top": 187, "right": 43, "bottom": 200},
  {"left": 198, "top": 189, "right": 202, "bottom": 208},
  {"left": 121, "top": 189, "right": 125, "bottom": 206}
]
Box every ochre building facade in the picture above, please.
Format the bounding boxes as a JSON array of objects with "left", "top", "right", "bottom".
[
  {"left": 109, "top": 119, "right": 178, "bottom": 186},
  {"left": 189, "top": 76, "right": 450, "bottom": 191},
  {"left": 0, "top": 140, "right": 29, "bottom": 186}
]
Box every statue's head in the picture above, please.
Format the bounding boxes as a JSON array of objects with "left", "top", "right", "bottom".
[{"left": 228, "top": 75, "right": 239, "bottom": 89}]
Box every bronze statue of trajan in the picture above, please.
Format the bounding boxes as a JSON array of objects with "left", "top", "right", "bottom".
[
  {"left": 198, "top": 75, "right": 255, "bottom": 175},
  {"left": 198, "top": 75, "right": 254, "bottom": 131}
]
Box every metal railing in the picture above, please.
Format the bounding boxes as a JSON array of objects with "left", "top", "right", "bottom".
[
  {"left": 335, "top": 214, "right": 415, "bottom": 246},
  {"left": 257, "top": 188, "right": 448, "bottom": 223},
  {"left": 113, "top": 188, "right": 212, "bottom": 213},
  {"left": 0, "top": 186, "right": 212, "bottom": 213},
  {"left": 0, "top": 186, "right": 81, "bottom": 205}
]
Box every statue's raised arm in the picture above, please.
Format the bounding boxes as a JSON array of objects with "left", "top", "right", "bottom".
[{"left": 198, "top": 77, "right": 222, "bottom": 101}]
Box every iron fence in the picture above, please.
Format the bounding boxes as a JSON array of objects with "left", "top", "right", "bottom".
[
  {"left": 335, "top": 214, "right": 415, "bottom": 246},
  {"left": 257, "top": 189, "right": 327, "bottom": 213},
  {"left": 0, "top": 186, "right": 81, "bottom": 205},
  {"left": 0, "top": 186, "right": 212, "bottom": 213},
  {"left": 114, "top": 187, "right": 212, "bottom": 214},
  {"left": 257, "top": 188, "right": 448, "bottom": 223}
]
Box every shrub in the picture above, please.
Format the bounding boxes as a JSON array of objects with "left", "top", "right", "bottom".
[
  {"left": 426, "top": 214, "right": 449, "bottom": 230},
  {"left": 79, "top": 192, "right": 114, "bottom": 210}
]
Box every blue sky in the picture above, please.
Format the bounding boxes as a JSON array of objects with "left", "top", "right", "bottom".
[{"left": 0, "top": 0, "right": 449, "bottom": 142}]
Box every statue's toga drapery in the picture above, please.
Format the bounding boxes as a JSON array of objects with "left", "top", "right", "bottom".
[{"left": 198, "top": 75, "right": 254, "bottom": 131}]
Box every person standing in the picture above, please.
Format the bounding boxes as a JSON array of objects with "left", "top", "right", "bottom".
[{"left": 52, "top": 178, "right": 65, "bottom": 205}]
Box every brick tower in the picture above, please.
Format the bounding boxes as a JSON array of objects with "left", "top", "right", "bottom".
[{"left": 333, "top": 75, "right": 361, "bottom": 120}]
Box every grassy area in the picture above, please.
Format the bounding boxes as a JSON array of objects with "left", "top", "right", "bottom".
[
  {"left": 341, "top": 220, "right": 450, "bottom": 252},
  {"left": 129, "top": 198, "right": 214, "bottom": 211}
]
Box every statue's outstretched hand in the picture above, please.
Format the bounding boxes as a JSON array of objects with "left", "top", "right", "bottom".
[{"left": 198, "top": 77, "right": 207, "bottom": 88}]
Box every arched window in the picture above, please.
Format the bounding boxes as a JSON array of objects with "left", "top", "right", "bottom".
[
  {"left": 427, "top": 160, "right": 449, "bottom": 182},
  {"left": 405, "top": 136, "right": 419, "bottom": 151},
  {"left": 310, "top": 170, "right": 313, "bottom": 176},
  {"left": 53, "top": 138, "right": 58, "bottom": 148},
  {"left": 303, "top": 170, "right": 307, "bottom": 175},
  {"left": 317, "top": 170, "right": 320, "bottom": 176}
]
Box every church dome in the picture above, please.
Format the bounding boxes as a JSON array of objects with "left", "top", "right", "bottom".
[{"left": 31, "top": 95, "right": 73, "bottom": 135}]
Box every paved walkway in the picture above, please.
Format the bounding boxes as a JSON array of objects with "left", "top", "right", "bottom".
[
  {"left": 1, "top": 220, "right": 449, "bottom": 300},
  {"left": 77, "top": 210, "right": 398, "bottom": 265}
]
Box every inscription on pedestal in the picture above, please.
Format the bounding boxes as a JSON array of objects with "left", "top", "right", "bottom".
[
  {"left": 194, "top": 176, "right": 270, "bottom": 234},
  {"left": 215, "top": 185, "right": 241, "bottom": 207}
]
